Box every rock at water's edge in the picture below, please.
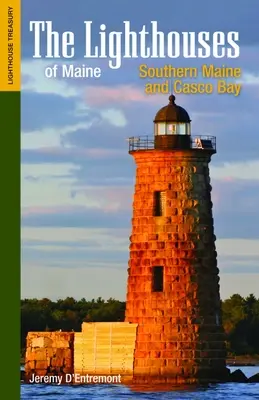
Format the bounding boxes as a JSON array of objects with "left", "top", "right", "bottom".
[
  {"left": 230, "top": 369, "right": 248, "bottom": 383},
  {"left": 248, "top": 373, "right": 259, "bottom": 383}
]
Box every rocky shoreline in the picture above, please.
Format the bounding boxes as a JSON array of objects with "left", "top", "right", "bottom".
[{"left": 229, "top": 369, "right": 259, "bottom": 383}]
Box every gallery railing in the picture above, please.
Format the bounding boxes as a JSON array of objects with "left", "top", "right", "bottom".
[{"left": 127, "top": 135, "right": 216, "bottom": 152}]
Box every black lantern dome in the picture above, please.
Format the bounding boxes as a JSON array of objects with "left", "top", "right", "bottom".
[{"left": 154, "top": 95, "right": 191, "bottom": 123}]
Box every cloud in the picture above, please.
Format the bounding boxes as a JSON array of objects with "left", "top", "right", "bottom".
[
  {"left": 22, "top": 205, "right": 80, "bottom": 217},
  {"left": 22, "top": 227, "right": 129, "bottom": 243},
  {"left": 21, "top": 208, "right": 129, "bottom": 228},
  {"left": 84, "top": 85, "right": 164, "bottom": 106},
  {"left": 211, "top": 177, "right": 259, "bottom": 239},
  {"left": 211, "top": 160, "right": 259, "bottom": 181},
  {"left": 22, "top": 60, "right": 81, "bottom": 98},
  {"left": 21, "top": 110, "right": 128, "bottom": 165},
  {"left": 21, "top": 184, "right": 133, "bottom": 228},
  {"left": 22, "top": 160, "right": 133, "bottom": 209},
  {"left": 21, "top": 264, "right": 128, "bottom": 300},
  {"left": 22, "top": 244, "right": 127, "bottom": 265},
  {"left": 239, "top": 72, "right": 259, "bottom": 86},
  {"left": 21, "top": 121, "right": 95, "bottom": 149},
  {"left": 100, "top": 109, "right": 127, "bottom": 127},
  {"left": 22, "top": 161, "right": 133, "bottom": 187},
  {"left": 22, "top": 184, "right": 132, "bottom": 217},
  {"left": 212, "top": 178, "right": 259, "bottom": 213},
  {"left": 220, "top": 274, "right": 259, "bottom": 300},
  {"left": 22, "top": 146, "right": 124, "bottom": 164},
  {"left": 217, "top": 239, "right": 259, "bottom": 257}
]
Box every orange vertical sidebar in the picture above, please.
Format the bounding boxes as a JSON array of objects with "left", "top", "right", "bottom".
[{"left": 0, "top": 0, "right": 21, "bottom": 91}]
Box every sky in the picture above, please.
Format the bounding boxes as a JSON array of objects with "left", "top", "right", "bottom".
[{"left": 21, "top": 0, "right": 259, "bottom": 301}]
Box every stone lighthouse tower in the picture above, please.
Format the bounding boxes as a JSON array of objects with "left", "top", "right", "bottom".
[{"left": 125, "top": 95, "right": 229, "bottom": 384}]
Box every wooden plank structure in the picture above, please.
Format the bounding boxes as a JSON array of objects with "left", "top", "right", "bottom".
[{"left": 74, "top": 322, "right": 138, "bottom": 380}]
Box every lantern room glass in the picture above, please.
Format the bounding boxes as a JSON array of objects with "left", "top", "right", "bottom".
[{"left": 155, "top": 122, "right": 191, "bottom": 136}]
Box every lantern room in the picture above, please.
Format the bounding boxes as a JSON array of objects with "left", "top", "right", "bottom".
[{"left": 153, "top": 94, "right": 192, "bottom": 150}]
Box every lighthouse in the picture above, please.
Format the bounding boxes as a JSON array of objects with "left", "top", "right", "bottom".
[{"left": 125, "top": 95, "right": 229, "bottom": 384}]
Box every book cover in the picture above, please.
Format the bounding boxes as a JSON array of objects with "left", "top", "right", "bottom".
[{"left": 1, "top": 0, "right": 257, "bottom": 397}]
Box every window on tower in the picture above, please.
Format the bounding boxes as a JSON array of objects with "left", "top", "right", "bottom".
[
  {"left": 153, "top": 191, "right": 166, "bottom": 216},
  {"left": 152, "top": 266, "right": 164, "bottom": 292}
]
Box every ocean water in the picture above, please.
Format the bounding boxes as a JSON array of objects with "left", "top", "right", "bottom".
[{"left": 21, "top": 367, "right": 259, "bottom": 400}]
